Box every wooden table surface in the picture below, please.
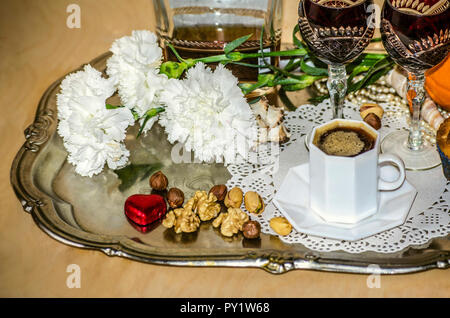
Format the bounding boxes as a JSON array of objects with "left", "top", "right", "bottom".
[{"left": 0, "top": 0, "right": 448, "bottom": 298}]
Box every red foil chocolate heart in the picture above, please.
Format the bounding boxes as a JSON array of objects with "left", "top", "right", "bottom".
[{"left": 124, "top": 194, "right": 167, "bottom": 227}]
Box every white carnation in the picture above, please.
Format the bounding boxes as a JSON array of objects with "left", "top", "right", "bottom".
[
  {"left": 159, "top": 63, "right": 257, "bottom": 164},
  {"left": 106, "top": 30, "right": 166, "bottom": 132},
  {"left": 107, "top": 30, "right": 162, "bottom": 84},
  {"left": 56, "top": 65, "right": 135, "bottom": 177},
  {"left": 117, "top": 69, "right": 168, "bottom": 118}
]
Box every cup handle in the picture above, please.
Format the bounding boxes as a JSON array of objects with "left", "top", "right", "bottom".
[{"left": 378, "top": 154, "right": 406, "bottom": 191}]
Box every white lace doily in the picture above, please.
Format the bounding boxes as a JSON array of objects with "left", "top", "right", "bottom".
[{"left": 226, "top": 100, "right": 450, "bottom": 254}]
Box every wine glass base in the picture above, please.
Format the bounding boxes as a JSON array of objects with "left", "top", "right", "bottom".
[{"left": 380, "top": 130, "right": 441, "bottom": 171}]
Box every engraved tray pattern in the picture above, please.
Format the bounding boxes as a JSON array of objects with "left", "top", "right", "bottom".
[{"left": 10, "top": 52, "right": 449, "bottom": 274}]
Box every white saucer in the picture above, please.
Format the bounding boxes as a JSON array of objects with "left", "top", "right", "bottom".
[{"left": 272, "top": 163, "right": 417, "bottom": 241}]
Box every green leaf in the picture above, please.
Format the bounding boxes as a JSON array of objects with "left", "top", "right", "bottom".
[
  {"left": 347, "top": 65, "right": 371, "bottom": 86},
  {"left": 279, "top": 74, "right": 324, "bottom": 91},
  {"left": 278, "top": 87, "right": 297, "bottom": 111},
  {"left": 229, "top": 61, "right": 266, "bottom": 68},
  {"left": 106, "top": 104, "right": 139, "bottom": 121},
  {"left": 137, "top": 107, "right": 165, "bottom": 138},
  {"left": 348, "top": 57, "right": 393, "bottom": 92},
  {"left": 308, "top": 58, "right": 394, "bottom": 104},
  {"left": 248, "top": 96, "right": 262, "bottom": 105},
  {"left": 292, "top": 24, "right": 306, "bottom": 50},
  {"left": 258, "top": 73, "right": 276, "bottom": 86},
  {"left": 114, "top": 163, "right": 163, "bottom": 192},
  {"left": 224, "top": 33, "right": 253, "bottom": 54},
  {"left": 239, "top": 74, "right": 272, "bottom": 95},
  {"left": 130, "top": 109, "right": 140, "bottom": 121},
  {"left": 300, "top": 58, "right": 328, "bottom": 76}
]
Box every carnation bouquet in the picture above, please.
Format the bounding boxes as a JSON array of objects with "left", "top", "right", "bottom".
[{"left": 57, "top": 28, "right": 392, "bottom": 177}]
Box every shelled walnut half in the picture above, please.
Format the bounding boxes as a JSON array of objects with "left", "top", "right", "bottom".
[
  {"left": 213, "top": 207, "right": 249, "bottom": 237},
  {"left": 162, "top": 207, "right": 200, "bottom": 234},
  {"left": 194, "top": 191, "right": 221, "bottom": 222}
]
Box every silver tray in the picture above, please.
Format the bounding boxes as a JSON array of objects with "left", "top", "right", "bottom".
[{"left": 11, "top": 52, "right": 449, "bottom": 274}]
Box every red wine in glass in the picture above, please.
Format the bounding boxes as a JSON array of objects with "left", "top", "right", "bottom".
[
  {"left": 381, "top": 0, "right": 450, "bottom": 73},
  {"left": 380, "top": 0, "right": 450, "bottom": 170},
  {"left": 298, "top": 0, "right": 375, "bottom": 119}
]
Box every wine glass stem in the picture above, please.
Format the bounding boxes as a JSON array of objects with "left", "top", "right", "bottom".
[
  {"left": 406, "top": 72, "right": 425, "bottom": 151},
  {"left": 327, "top": 64, "right": 347, "bottom": 119}
]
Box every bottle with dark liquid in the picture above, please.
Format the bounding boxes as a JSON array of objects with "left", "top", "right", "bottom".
[
  {"left": 153, "top": 0, "right": 282, "bottom": 82},
  {"left": 380, "top": 0, "right": 450, "bottom": 170}
]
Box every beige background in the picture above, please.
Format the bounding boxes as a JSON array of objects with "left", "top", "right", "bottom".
[{"left": 0, "top": 0, "right": 448, "bottom": 297}]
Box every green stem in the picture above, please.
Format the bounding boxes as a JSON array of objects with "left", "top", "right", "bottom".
[{"left": 194, "top": 48, "right": 308, "bottom": 64}]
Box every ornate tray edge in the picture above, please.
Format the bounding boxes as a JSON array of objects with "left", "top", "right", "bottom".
[{"left": 9, "top": 53, "right": 450, "bottom": 275}]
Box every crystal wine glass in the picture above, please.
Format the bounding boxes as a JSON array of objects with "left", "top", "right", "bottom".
[
  {"left": 298, "top": 0, "right": 376, "bottom": 119},
  {"left": 380, "top": 0, "right": 450, "bottom": 170}
]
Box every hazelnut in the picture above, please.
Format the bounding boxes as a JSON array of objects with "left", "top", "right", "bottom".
[
  {"left": 209, "top": 184, "right": 227, "bottom": 202},
  {"left": 364, "top": 113, "right": 382, "bottom": 130},
  {"left": 244, "top": 191, "right": 265, "bottom": 215},
  {"left": 360, "top": 103, "right": 384, "bottom": 119},
  {"left": 242, "top": 220, "right": 261, "bottom": 239},
  {"left": 150, "top": 171, "right": 168, "bottom": 191},
  {"left": 224, "top": 187, "right": 243, "bottom": 208},
  {"left": 270, "top": 217, "right": 292, "bottom": 236},
  {"left": 360, "top": 103, "right": 383, "bottom": 130},
  {"left": 167, "top": 188, "right": 184, "bottom": 209}
]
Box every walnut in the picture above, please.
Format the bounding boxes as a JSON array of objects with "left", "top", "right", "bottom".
[
  {"left": 183, "top": 196, "right": 197, "bottom": 212},
  {"left": 175, "top": 207, "right": 200, "bottom": 233},
  {"left": 195, "top": 191, "right": 221, "bottom": 221},
  {"left": 162, "top": 207, "right": 200, "bottom": 234},
  {"left": 212, "top": 212, "right": 227, "bottom": 228},
  {"left": 162, "top": 210, "right": 176, "bottom": 228},
  {"left": 214, "top": 207, "right": 249, "bottom": 237}
]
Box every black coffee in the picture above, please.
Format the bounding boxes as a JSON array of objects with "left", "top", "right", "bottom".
[{"left": 315, "top": 127, "right": 376, "bottom": 157}]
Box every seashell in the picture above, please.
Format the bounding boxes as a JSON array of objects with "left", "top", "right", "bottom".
[{"left": 421, "top": 98, "right": 444, "bottom": 130}]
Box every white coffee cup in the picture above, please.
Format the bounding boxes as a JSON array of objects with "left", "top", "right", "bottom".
[{"left": 309, "top": 119, "right": 406, "bottom": 224}]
